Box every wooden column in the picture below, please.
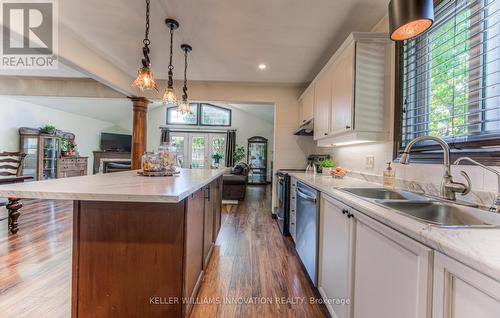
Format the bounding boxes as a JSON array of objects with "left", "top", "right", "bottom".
[{"left": 130, "top": 97, "right": 149, "bottom": 170}]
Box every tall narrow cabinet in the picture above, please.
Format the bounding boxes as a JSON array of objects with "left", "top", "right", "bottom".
[{"left": 19, "top": 130, "right": 61, "bottom": 181}]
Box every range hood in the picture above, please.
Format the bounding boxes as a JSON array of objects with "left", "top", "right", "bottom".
[{"left": 294, "top": 119, "right": 314, "bottom": 136}]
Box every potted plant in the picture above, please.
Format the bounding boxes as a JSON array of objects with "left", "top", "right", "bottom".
[
  {"left": 319, "top": 158, "right": 336, "bottom": 176},
  {"left": 232, "top": 145, "right": 246, "bottom": 164},
  {"left": 61, "top": 138, "right": 76, "bottom": 157},
  {"left": 40, "top": 124, "right": 56, "bottom": 135},
  {"left": 212, "top": 153, "right": 223, "bottom": 167}
]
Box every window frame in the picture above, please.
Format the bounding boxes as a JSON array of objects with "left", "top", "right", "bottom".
[
  {"left": 199, "top": 103, "right": 232, "bottom": 127},
  {"left": 166, "top": 103, "right": 199, "bottom": 126},
  {"left": 393, "top": 0, "right": 500, "bottom": 166},
  {"left": 166, "top": 103, "right": 232, "bottom": 127}
]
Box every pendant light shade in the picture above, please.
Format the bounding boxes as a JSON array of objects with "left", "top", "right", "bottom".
[
  {"left": 133, "top": 67, "right": 158, "bottom": 91},
  {"left": 389, "top": 0, "right": 434, "bottom": 41},
  {"left": 162, "top": 19, "right": 180, "bottom": 105},
  {"left": 133, "top": 0, "right": 158, "bottom": 91},
  {"left": 178, "top": 44, "right": 192, "bottom": 114}
]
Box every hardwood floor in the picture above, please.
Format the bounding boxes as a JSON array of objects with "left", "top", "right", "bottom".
[
  {"left": 0, "top": 199, "right": 72, "bottom": 318},
  {"left": 0, "top": 186, "right": 327, "bottom": 318},
  {"left": 190, "top": 185, "right": 328, "bottom": 318}
]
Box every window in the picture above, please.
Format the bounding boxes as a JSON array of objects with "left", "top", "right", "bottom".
[
  {"left": 200, "top": 103, "right": 231, "bottom": 126},
  {"left": 396, "top": 0, "right": 500, "bottom": 163},
  {"left": 166, "top": 103, "right": 231, "bottom": 126},
  {"left": 167, "top": 103, "right": 198, "bottom": 125}
]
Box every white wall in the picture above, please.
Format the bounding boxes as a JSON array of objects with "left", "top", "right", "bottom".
[
  {"left": 146, "top": 103, "right": 275, "bottom": 181},
  {"left": 322, "top": 16, "right": 500, "bottom": 193},
  {"left": 0, "top": 96, "right": 116, "bottom": 175},
  {"left": 142, "top": 80, "right": 313, "bottom": 209}
]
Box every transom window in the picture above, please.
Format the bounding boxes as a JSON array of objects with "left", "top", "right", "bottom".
[
  {"left": 396, "top": 0, "right": 500, "bottom": 163},
  {"left": 166, "top": 103, "right": 232, "bottom": 126}
]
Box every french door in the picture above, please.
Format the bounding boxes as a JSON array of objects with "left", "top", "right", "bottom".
[{"left": 170, "top": 132, "right": 226, "bottom": 169}]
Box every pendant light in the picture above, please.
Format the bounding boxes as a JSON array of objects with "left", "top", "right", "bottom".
[
  {"left": 133, "top": 0, "right": 158, "bottom": 91},
  {"left": 178, "top": 44, "right": 193, "bottom": 114},
  {"left": 389, "top": 0, "right": 434, "bottom": 41},
  {"left": 162, "top": 19, "right": 180, "bottom": 105}
]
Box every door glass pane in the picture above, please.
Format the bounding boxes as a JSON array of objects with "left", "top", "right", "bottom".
[
  {"left": 43, "top": 137, "right": 59, "bottom": 180},
  {"left": 191, "top": 136, "right": 206, "bottom": 169},
  {"left": 21, "top": 136, "right": 38, "bottom": 180},
  {"left": 249, "top": 143, "right": 266, "bottom": 168},
  {"left": 248, "top": 138, "right": 267, "bottom": 184},
  {"left": 210, "top": 136, "right": 226, "bottom": 166},
  {"left": 171, "top": 136, "right": 185, "bottom": 168}
]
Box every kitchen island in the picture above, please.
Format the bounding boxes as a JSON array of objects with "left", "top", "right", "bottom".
[{"left": 0, "top": 168, "right": 226, "bottom": 318}]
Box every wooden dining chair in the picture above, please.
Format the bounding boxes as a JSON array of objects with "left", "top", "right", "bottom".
[
  {"left": 0, "top": 152, "right": 26, "bottom": 219},
  {"left": 0, "top": 152, "right": 26, "bottom": 177}
]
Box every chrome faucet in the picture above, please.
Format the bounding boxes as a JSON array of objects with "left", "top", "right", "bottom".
[
  {"left": 400, "top": 136, "right": 470, "bottom": 201},
  {"left": 454, "top": 157, "right": 500, "bottom": 213}
]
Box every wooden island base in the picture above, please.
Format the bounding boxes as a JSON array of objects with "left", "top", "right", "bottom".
[{"left": 71, "top": 177, "right": 222, "bottom": 318}]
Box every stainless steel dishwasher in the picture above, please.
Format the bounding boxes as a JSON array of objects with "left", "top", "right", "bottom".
[{"left": 295, "top": 181, "right": 319, "bottom": 286}]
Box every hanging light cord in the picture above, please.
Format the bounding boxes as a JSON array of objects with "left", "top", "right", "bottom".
[
  {"left": 141, "top": 0, "right": 151, "bottom": 68},
  {"left": 168, "top": 27, "right": 174, "bottom": 88},
  {"left": 182, "top": 48, "right": 188, "bottom": 100}
]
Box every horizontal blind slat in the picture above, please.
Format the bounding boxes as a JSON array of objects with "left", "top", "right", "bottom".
[{"left": 399, "top": 0, "right": 500, "bottom": 147}]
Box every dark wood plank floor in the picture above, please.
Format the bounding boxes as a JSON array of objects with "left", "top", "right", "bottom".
[
  {"left": 0, "top": 185, "right": 327, "bottom": 318},
  {"left": 190, "top": 185, "right": 328, "bottom": 318}
]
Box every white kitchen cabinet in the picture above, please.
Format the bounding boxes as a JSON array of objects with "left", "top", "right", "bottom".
[
  {"left": 432, "top": 251, "right": 500, "bottom": 318},
  {"left": 298, "top": 85, "right": 315, "bottom": 126},
  {"left": 313, "top": 68, "right": 333, "bottom": 140},
  {"left": 330, "top": 41, "right": 355, "bottom": 135},
  {"left": 318, "top": 194, "right": 354, "bottom": 318},
  {"left": 353, "top": 212, "right": 432, "bottom": 318},
  {"left": 303, "top": 33, "right": 391, "bottom": 145}
]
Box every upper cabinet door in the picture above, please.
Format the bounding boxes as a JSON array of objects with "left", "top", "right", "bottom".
[
  {"left": 300, "top": 85, "right": 315, "bottom": 125},
  {"left": 313, "top": 69, "right": 332, "bottom": 140},
  {"left": 331, "top": 42, "right": 355, "bottom": 135}
]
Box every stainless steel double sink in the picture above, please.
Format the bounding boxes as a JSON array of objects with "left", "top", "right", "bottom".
[{"left": 340, "top": 188, "right": 500, "bottom": 228}]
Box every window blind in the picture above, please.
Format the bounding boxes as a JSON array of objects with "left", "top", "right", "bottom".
[{"left": 398, "top": 0, "right": 500, "bottom": 149}]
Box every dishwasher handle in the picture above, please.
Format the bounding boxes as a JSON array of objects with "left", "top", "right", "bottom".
[{"left": 296, "top": 188, "right": 317, "bottom": 203}]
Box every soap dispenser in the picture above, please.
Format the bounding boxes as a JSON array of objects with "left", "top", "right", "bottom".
[{"left": 383, "top": 162, "right": 395, "bottom": 189}]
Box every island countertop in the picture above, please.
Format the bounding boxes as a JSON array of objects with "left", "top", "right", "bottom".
[{"left": 0, "top": 168, "right": 228, "bottom": 203}]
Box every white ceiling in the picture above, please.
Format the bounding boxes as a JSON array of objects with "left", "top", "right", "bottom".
[
  {"left": 11, "top": 96, "right": 273, "bottom": 126},
  {"left": 59, "top": 0, "right": 389, "bottom": 83},
  {"left": 11, "top": 96, "right": 163, "bottom": 123},
  {"left": 228, "top": 103, "right": 274, "bottom": 124},
  {"left": 0, "top": 62, "right": 87, "bottom": 77}
]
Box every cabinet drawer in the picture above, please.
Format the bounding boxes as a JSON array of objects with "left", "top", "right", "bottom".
[{"left": 77, "top": 158, "right": 87, "bottom": 164}]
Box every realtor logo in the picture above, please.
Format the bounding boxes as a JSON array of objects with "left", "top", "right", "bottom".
[{"left": 1, "top": 0, "right": 58, "bottom": 69}]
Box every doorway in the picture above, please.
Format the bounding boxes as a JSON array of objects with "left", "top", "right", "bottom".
[{"left": 170, "top": 132, "right": 226, "bottom": 169}]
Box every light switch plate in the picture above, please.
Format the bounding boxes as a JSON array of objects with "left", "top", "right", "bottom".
[{"left": 366, "top": 155, "right": 375, "bottom": 169}]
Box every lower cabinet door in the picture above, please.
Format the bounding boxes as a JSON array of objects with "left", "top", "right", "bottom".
[
  {"left": 318, "top": 195, "right": 354, "bottom": 318},
  {"left": 353, "top": 213, "right": 432, "bottom": 318},
  {"left": 432, "top": 251, "right": 500, "bottom": 318}
]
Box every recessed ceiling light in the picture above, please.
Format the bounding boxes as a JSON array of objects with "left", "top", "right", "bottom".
[{"left": 258, "top": 64, "right": 267, "bottom": 70}]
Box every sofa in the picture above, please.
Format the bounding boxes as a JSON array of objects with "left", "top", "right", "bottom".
[{"left": 222, "top": 162, "right": 249, "bottom": 201}]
